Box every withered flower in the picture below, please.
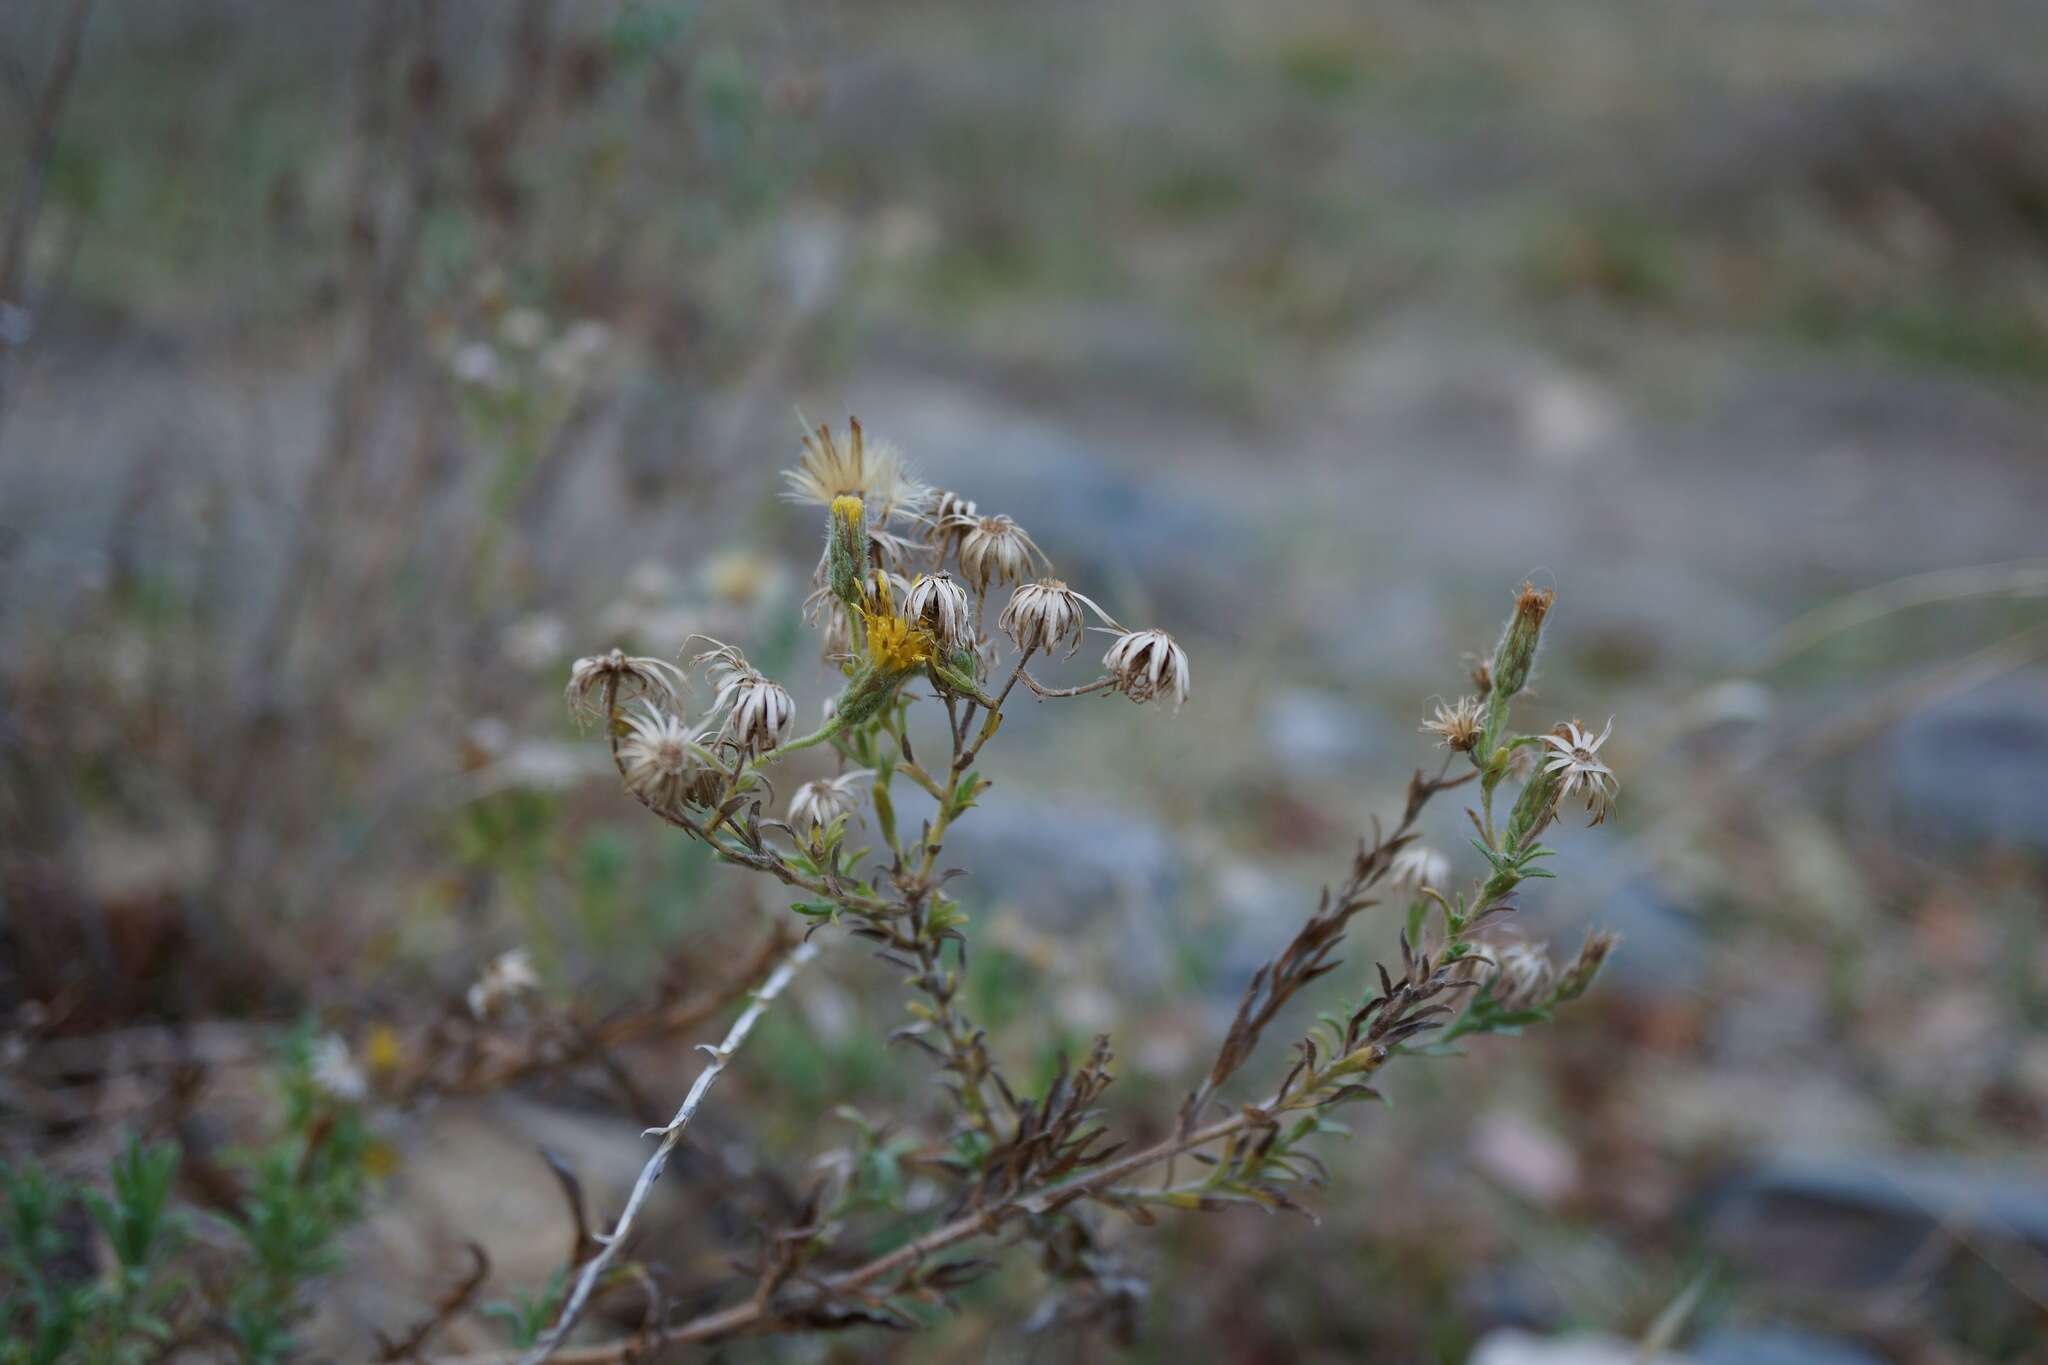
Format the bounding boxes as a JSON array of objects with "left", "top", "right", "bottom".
[
  {"left": 999, "top": 578, "right": 1116, "bottom": 657},
  {"left": 1420, "top": 696, "right": 1485, "bottom": 752},
  {"left": 903, "top": 572, "right": 974, "bottom": 654},
  {"left": 1487, "top": 942, "right": 1556, "bottom": 1012},
  {"left": 565, "top": 649, "right": 686, "bottom": 726},
  {"left": 697, "top": 640, "right": 797, "bottom": 755},
  {"left": 618, "top": 701, "right": 713, "bottom": 807},
  {"left": 953, "top": 514, "right": 1048, "bottom": 595},
  {"left": 1103, "top": 628, "right": 1190, "bottom": 710},
  {"left": 1541, "top": 718, "right": 1617, "bottom": 825}
]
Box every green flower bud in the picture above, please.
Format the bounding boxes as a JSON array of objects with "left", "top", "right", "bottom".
[
  {"left": 828, "top": 494, "right": 869, "bottom": 610},
  {"left": 1490, "top": 581, "right": 1553, "bottom": 703}
]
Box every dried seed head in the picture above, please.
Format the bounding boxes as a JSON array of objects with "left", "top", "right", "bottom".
[
  {"left": 783, "top": 417, "right": 927, "bottom": 522},
  {"left": 788, "top": 769, "right": 875, "bottom": 836},
  {"left": 1103, "top": 628, "right": 1191, "bottom": 710},
  {"left": 999, "top": 578, "right": 1116, "bottom": 658},
  {"left": 1486, "top": 942, "right": 1556, "bottom": 1012},
  {"left": 1420, "top": 696, "right": 1485, "bottom": 752},
  {"left": 618, "top": 701, "right": 714, "bottom": 807},
  {"left": 565, "top": 649, "right": 686, "bottom": 726},
  {"left": 1388, "top": 845, "right": 1452, "bottom": 896},
  {"left": 953, "top": 513, "right": 1048, "bottom": 595},
  {"left": 903, "top": 572, "right": 975, "bottom": 654},
  {"left": 1491, "top": 581, "right": 1554, "bottom": 701},
  {"left": 1541, "top": 717, "right": 1617, "bottom": 826},
  {"left": 467, "top": 948, "right": 540, "bottom": 1020}
]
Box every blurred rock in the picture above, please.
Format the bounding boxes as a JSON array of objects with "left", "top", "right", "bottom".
[
  {"left": 946, "top": 793, "right": 1183, "bottom": 987},
  {"left": 1259, "top": 687, "right": 1379, "bottom": 778},
  {"left": 1704, "top": 1153, "right": 2048, "bottom": 1290},
  {"left": 1457, "top": 1264, "right": 1565, "bottom": 1334},
  {"left": 1206, "top": 860, "right": 1314, "bottom": 1026},
  {"left": 1691, "top": 1328, "right": 1884, "bottom": 1365},
  {"left": 1519, "top": 839, "right": 1705, "bottom": 995},
  {"left": 1470, "top": 1107, "right": 1581, "bottom": 1208},
  {"left": 882, "top": 398, "right": 1252, "bottom": 613},
  {"left": 1885, "top": 681, "right": 2048, "bottom": 854},
  {"left": 1469, "top": 1329, "right": 1685, "bottom": 1365},
  {"left": 1648, "top": 1067, "right": 1890, "bottom": 1156}
]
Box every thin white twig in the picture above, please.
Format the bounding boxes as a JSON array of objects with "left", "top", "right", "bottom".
[{"left": 518, "top": 939, "right": 819, "bottom": 1365}]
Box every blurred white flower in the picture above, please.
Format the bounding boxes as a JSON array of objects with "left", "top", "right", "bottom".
[
  {"left": 504, "top": 613, "right": 568, "bottom": 671},
  {"left": 450, "top": 341, "right": 508, "bottom": 392},
  {"left": 787, "top": 769, "right": 874, "bottom": 836},
  {"left": 499, "top": 306, "right": 549, "bottom": 349},
  {"left": 309, "top": 1035, "right": 367, "bottom": 1103},
  {"left": 468, "top": 948, "right": 541, "bottom": 1020},
  {"left": 1389, "top": 845, "right": 1452, "bottom": 896},
  {"left": 1486, "top": 942, "right": 1556, "bottom": 1012}
]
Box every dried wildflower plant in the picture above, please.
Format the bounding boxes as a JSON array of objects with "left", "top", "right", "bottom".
[{"left": 483, "top": 431, "right": 1616, "bottom": 1363}]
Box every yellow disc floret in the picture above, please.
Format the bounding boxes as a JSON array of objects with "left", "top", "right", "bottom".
[{"left": 861, "top": 606, "right": 934, "bottom": 673}]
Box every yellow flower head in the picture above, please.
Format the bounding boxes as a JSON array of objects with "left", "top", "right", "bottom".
[
  {"left": 861, "top": 605, "right": 934, "bottom": 674},
  {"left": 364, "top": 1023, "right": 403, "bottom": 1074}
]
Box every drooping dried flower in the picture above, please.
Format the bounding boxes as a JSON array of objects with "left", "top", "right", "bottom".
[
  {"left": 1487, "top": 942, "right": 1555, "bottom": 1012},
  {"left": 617, "top": 701, "right": 713, "bottom": 808},
  {"left": 903, "top": 572, "right": 975, "bottom": 654},
  {"left": 1541, "top": 718, "right": 1617, "bottom": 825},
  {"left": 565, "top": 649, "right": 686, "bottom": 726},
  {"left": 467, "top": 948, "right": 541, "bottom": 1020},
  {"left": 953, "top": 514, "right": 1049, "bottom": 595},
  {"left": 1388, "top": 845, "right": 1452, "bottom": 896},
  {"left": 1103, "top": 628, "right": 1190, "bottom": 710},
  {"left": 783, "top": 418, "right": 927, "bottom": 523},
  {"left": 694, "top": 641, "right": 796, "bottom": 755},
  {"left": 788, "top": 769, "right": 875, "bottom": 836},
  {"left": 999, "top": 578, "right": 1116, "bottom": 658},
  {"left": 310, "top": 1034, "right": 368, "bottom": 1103},
  {"left": 1420, "top": 696, "right": 1485, "bottom": 752}
]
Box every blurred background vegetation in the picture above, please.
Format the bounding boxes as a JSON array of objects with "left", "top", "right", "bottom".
[{"left": 4, "top": 1, "right": 2048, "bottom": 1361}]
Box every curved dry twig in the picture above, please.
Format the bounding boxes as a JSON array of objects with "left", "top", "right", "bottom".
[{"left": 517, "top": 938, "right": 818, "bottom": 1365}]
